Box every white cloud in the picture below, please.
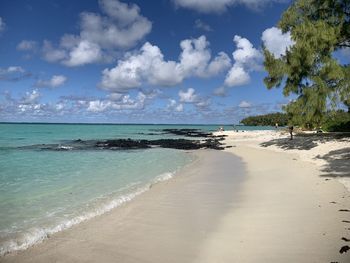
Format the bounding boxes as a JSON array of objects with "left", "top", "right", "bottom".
[
  {"left": 42, "top": 0, "right": 152, "bottom": 67},
  {"left": 172, "top": 0, "right": 286, "bottom": 13},
  {"left": 239, "top": 100, "right": 252, "bottom": 108},
  {"left": 224, "top": 35, "right": 262, "bottom": 87},
  {"left": 6, "top": 66, "right": 25, "bottom": 73},
  {"left": 87, "top": 100, "right": 112, "bottom": 112},
  {"left": 231, "top": 35, "right": 262, "bottom": 69},
  {"left": 195, "top": 98, "right": 210, "bottom": 109},
  {"left": 21, "top": 89, "right": 41, "bottom": 104},
  {"left": 17, "top": 40, "right": 38, "bottom": 51},
  {"left": 36, "top": 75, "right": 67, "bottom": 88},
  {"left": 63, "top": 40, "right": 102, "bottom": 66},
  {"left": 173, "top": 0, "right": 234, "bottom": 13},
  {"left": 98, "top": 0, "right": 148, "bottom": 31},
  {"left": 42, "top": 40, "right": 67, "bottom": 62},
  {"left": 178, "top": 88, "right": 210, "bottom": 109},
  {"left": 86, "top": 91, "right": 149, "bottom": 112},
  {"left": 55, "top": 102, "right": 65, "bottom": 111},
  {"left": 179, "top": 36, "right": 211, "bottom": 77},
  {"left": 224, "top": 65, "right": 250, "bottom": 86},
  {"left": 0, "top": 66, "right": 30, "bottom": 81},
  {"left": 100, "top": 36, "right": 230, "bottom": 92},
  {"left": 175, "top": 103, "right": 184, "bottom": 112},
  {"left": 0, "top": 17, "right": 5, "bottom": 32},
  {"left": 179, "top": 88, "right": 197, "bottom": 103},
  {"left": 166, "top": 99, "right": 184, "bottom": 112},
  {"left": 207, "top": 52, "right": 231, "bottom": 76},
  {"left": 168, "top": 99, "right": 177, "bottom": 107},
  {"left": 194, "top": 19, "right": 212, "bottom": 32},
  {"left": 262, "top": 27, "right": 294, "bottom": 58}
]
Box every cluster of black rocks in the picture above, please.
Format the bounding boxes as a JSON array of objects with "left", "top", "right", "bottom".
[{"left": 20, "top": 129, "right": 228, "bottom": 151}]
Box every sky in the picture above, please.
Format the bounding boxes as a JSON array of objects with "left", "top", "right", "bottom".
[{"left": 0, "top": 0, "right": 298, "bottom": 124}]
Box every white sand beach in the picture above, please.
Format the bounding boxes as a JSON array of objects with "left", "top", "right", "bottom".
[{"left": 2, "top": 130, "right": 350, "bottom": 263}]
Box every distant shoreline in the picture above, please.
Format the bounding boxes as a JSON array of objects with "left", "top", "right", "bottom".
[{"left": 0, "top": 122, "right": 235, "bottom": 126}]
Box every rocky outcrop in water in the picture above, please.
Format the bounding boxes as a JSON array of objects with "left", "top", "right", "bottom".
[{"left": 18, "top": 129, "right": 227, "bottom": 151}]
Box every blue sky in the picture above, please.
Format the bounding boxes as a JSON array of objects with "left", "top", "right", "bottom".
[{"left": 0, "top": 0, "right": 296, "bottom": 124}]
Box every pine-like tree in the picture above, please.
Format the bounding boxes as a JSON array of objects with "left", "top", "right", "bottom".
[{"left": 264, "top": 0, "right": 350, "bottom": 128}]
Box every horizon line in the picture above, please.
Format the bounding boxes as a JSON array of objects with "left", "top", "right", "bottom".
[{"left": 0, "top": 121, "right": 243, "bottom": 126}]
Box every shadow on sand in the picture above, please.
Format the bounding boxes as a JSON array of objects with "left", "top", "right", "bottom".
[{"left": 260, "top": 133, "right": 350, "bottom": 177}]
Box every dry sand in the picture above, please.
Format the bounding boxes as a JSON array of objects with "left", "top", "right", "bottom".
[
  {"left": 200, "top": 131, "right": 350, "bottom": 262},
  {"left": 2, "top": 131, "right": 350, "bottom": 263}
]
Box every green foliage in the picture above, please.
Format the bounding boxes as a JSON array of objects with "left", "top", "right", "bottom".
[
  {"left": 240, "top": 112, "right": 289, "bottom": 126},
  {"left": 264, "top": 0, "right": 350, "bottom": 129},
  {"left": 322, "top": 110, "right": 350, "bottom": 131}
]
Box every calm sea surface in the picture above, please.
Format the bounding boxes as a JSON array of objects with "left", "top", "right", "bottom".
[{"left": 0, "top": 123, "right": 273, "bottom": 255}]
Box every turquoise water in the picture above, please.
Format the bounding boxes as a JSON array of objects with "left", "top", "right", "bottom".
[{"left": 0, "top": 123, "right": 273, "bottom": 255}]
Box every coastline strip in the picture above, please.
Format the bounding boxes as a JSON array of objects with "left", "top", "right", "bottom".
[{"left": 2, "top": 150, "right": 244, "bottom": 263}]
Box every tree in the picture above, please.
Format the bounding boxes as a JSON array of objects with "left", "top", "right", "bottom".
[
  {"left": 240, "top": 112, "right": 289, "bottom": 126},
  {"left": 264, "top": 0, "right": 350, "bottom": 128}
]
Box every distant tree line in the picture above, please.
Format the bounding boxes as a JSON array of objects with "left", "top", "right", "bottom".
[{"left": 240, "top": 112, "right": 289, "bottom": 126}]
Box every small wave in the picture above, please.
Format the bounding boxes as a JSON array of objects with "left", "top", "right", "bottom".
[
  {"left": 0, "top": 171, "right": 176, "bottom": 257},
  {"left": 57, "top": 145, "right": 74, "bottom": 150},
  {"left": 153, "top": 172, "right": 175, "bottom": 183}
]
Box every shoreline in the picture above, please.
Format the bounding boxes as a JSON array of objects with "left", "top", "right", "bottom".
[
  {"left": 0, "top": 151, "right": 197, "bottom": 257},
  {"left": 2, "top": 131, "right": 350, "bottom": 262},
  {"left": 2, "top": 150, "right": 245, "bottom": 263}
]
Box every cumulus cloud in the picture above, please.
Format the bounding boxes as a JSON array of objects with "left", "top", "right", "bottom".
[
  {"left": 17, "top": 40, "right": 38, "bottom": 51},
  {"left": 172, "top": 0, "right": 286, "bottom": 13},
  {"left": 166, "top": 99, "right": 184, "bottom": 112},
  {"left": 261, "top": 27, "right": 294, "bottom": 58},
  {"left": 231, "top": 35, "right": 262, "bottom": 70},
  {"left": 35, "top": 75, "right": 67, "bottom": 88},
  {"left": 223, "top": 35, "right": 262, "bottom": 87},
  {"left": 179, "top": 87, "right": 197, "bottom": 103},
  {"left": 194, "top": 19, "right": 212, "bottom": 32},
  {"left": 100, "top": 35, "right": 231, "bottom": 92},
  {"left": 42, "top": 40, "right": 67, "bottom": 62},
  {"left": 63, "top": 40, "right": 102, "bottom": 66},
  {"left": 0, "top": 17, "right": 5, "bottom": 33},
  {"left": 224, "top": 65, "right": 250, "bottom": 86},
  {"left": 238, "top": 100, "right": 252, "bottom": 108},
  {"left": 166, "top": 88, "right": 210, "bottom": 113},
  {"left": 178, "top": 88, "right": 210, "bottom": 109},
  {"left": 0, "top": 66, "right": 31, "bottom": 81},
  {"left": 42, "top": 0, "right": 152, "bottom": 66}
]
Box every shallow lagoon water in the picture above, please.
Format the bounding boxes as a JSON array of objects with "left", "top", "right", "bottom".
[{"left": 0, "top": 123, "right": 273, "bottom": 255}]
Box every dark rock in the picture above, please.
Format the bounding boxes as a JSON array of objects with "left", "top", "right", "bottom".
[
  {"left": 339, "top": 245, "right": 350, "bottom": 254},
  {"left": 18, "top": 137, "right": 225, "bottom": 152}
]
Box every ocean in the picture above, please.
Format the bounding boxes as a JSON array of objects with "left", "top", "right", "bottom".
[{"left": 0, "top": 123, "right": 273, "bottom": 255}]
